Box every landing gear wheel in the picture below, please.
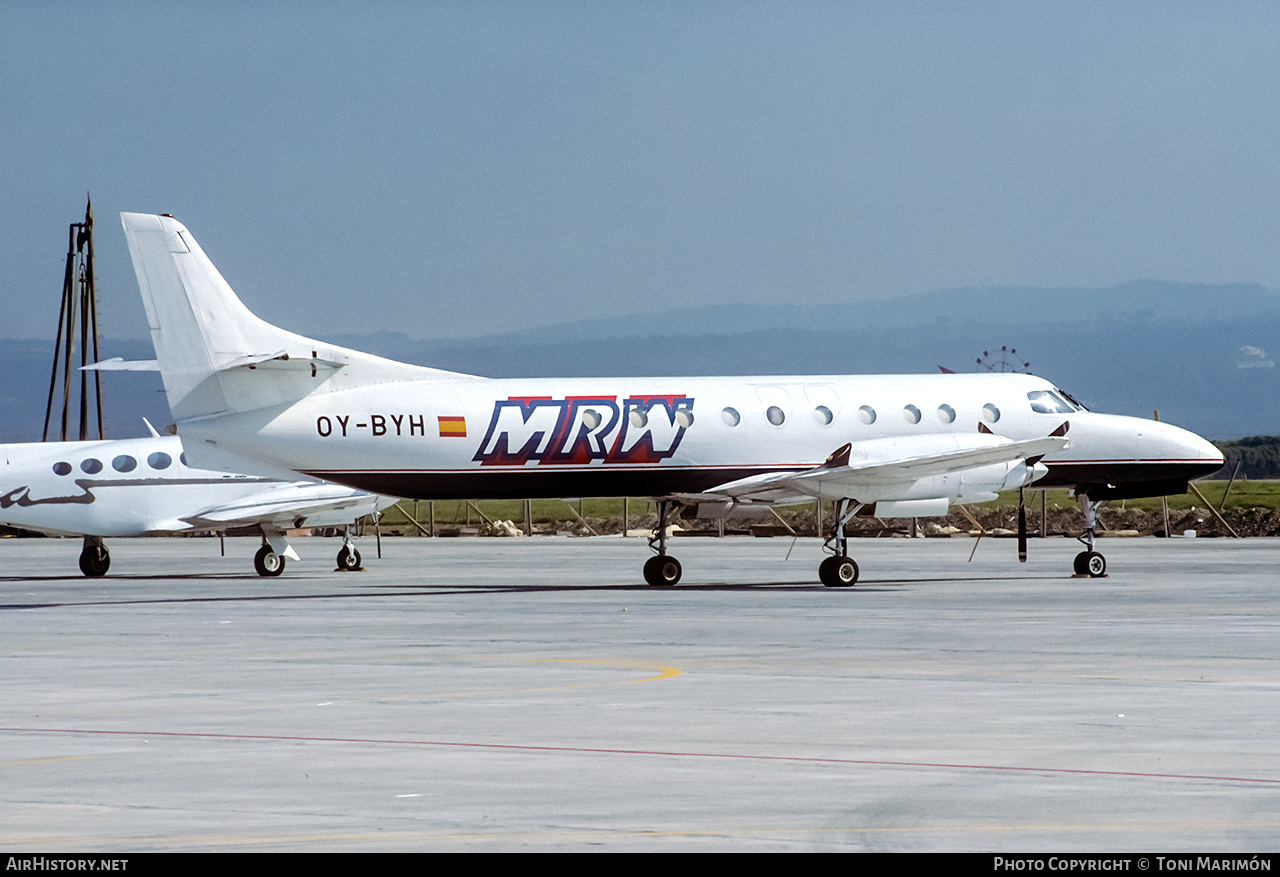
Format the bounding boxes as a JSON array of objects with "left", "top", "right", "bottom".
[
  {"left": 1084, "top": 551, "right": 1106, "bottom": 577},
  {"left": 1073, "top": 550, "right": 1106, "bottom": 577},
  {"left": 643, "top": 555, "right": 682, "bottom": 587},
  {"left": 819, "top": 555, "right": 858, "bottom": 587},
  {"left": 337, "top": 546, "right": 361, "bottom": 571},
  {"left": 79, "top": 545, "right": 110, "bottom": 577},
  {"left": 255, "top": 546, "right": 286, "bottom": 577}
]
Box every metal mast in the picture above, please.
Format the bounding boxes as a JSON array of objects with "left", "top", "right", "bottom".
[{"left": 42, "top": 197, "right": 105, "bottom": 442}]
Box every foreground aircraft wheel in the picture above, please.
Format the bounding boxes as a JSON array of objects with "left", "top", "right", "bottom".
[
  {"left": 1073, "top": 550, "right": 1107, "bottom": 577},
  {"left": 643, "top": 555, "right": 682, "bottom": 587},
  {"left": 254, "top": 546, "right": 286, "bottom": 577},
  {"left": 819, "top": 555, "right": 858, "bottom": 587},
  {"left": 79, "top": 545, "right": 110, "bottom": 578},
  {"left": 1084, "top": 551, "right": 1106, "bottom": 577},
  {"left": 337, "top": 547, "right": 361, "bottom": 571}
]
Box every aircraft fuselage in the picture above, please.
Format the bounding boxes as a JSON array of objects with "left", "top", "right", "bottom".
[{"left": 180, "top": 372, "right": 1222, "bottom": 504}]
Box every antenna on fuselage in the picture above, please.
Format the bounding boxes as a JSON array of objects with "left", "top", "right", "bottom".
[{"left": 42, "top": 196, "right": 106, "bottom": 442}]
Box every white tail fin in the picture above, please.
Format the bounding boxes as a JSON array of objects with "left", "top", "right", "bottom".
[{"left": 121, "top": 213, "right": 470, "bottom": 422}]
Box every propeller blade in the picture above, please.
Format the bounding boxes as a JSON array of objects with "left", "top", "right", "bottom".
[{"left": 1017, "top": 488, "right": 1028, "bottom": 563}]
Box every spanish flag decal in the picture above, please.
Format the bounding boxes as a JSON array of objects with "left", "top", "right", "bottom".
[{"left": 438, "top": 416, "right": 467, "bottom": 438}]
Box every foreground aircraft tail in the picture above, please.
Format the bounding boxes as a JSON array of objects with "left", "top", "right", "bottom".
[{"left": 121, "top": 213, "right": 472, "bottom": 423}]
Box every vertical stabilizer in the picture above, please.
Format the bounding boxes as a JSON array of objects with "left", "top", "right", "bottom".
[{"left": 121, "top": 213, "right": 467, "bottom": 422}]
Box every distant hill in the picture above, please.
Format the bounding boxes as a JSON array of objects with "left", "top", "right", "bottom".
[{"left": 4, "top": 280, "right": 1278, "bottom": 443}]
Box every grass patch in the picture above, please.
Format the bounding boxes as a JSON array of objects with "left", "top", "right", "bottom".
[{"left": 366, "top": 480, "right": 1280, "bottom": 529}]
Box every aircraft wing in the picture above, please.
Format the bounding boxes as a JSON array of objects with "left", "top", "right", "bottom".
[
  {"left": 695, "top": 428, "right": 1069, "bottom": 506},
  {"left": 176, "top": 482, "right": 391, "bottom": 531}
]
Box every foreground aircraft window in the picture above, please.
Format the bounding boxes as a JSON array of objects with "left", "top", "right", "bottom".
[
  {"left": 766, "top": 405, "right": 786, "bottom": 426},
  {"left": 81, "top": 458, "right": 103, "bottom": 474},
  {"left": 675, "top": 409, "right": 694, "bottom": 428},
  {"left": 1027, "top": 390, "right": 1074, "bottom": 414},
  {"left": 983, "top": 403, "right": 1001, "bottom": 423},
  {"left": 180, "top": 453, "right": 187, "bottom": 466},
  {"left": 1055, "top": 387, "right": 1088, "bottom": 411},
  {"left": 721, "top": 407, "right": 741, "bottom": 426},
  {"left": 147, "top": 452, "right": 172, "bottom": 470},
  {"left": 903, "top": 404, "right": 921, "bottom": 424},
  {"left": 112, "top": 455, "right": 137, "bottom": 473},
  {"left": 52, "top": 461, "right": 72, "bottom": 476},
  {"left": 858, "top": 405, "right": 876, "bottom": 425},
  {"left": 582, "top": 409, "right": 602, "bottom": 430},
  {"left": 629, "top": 409, "right": 648, "bottom": 428},
  {"left": 937, "top": 404, "right": 955, "bottom": 424},
  {"left": 813, "top": 405, "right": 833, "bottom": 425}
]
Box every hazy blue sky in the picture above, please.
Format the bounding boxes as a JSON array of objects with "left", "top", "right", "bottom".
[{"left": 4, "top": 2, "right": 1280, "bottom": 342}]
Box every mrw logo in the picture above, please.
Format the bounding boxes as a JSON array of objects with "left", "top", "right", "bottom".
[{"left": 474, "top": 394, "right": 695, "bottom": 466}]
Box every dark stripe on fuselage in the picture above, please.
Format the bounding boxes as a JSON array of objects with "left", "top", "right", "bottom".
[
  {"left": 299, "top": 466, "right": 801, "bottom": 500},
  {"left": 303, "top": 458, "right": 1223, "bottom": 502},
  {"left": 1037, "top": 459, "right": 1225, "bottom": 500}
]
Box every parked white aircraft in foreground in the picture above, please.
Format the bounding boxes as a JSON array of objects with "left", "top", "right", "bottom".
[
  {"left": 121, "top": 212, "right": 1224, "bottom": 586},
  {"left": 0, "top": 426, "right": 392, "bottom": 577}
]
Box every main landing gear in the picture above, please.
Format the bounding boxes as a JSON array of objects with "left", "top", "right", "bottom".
[
  {"left": 820, "top": 499, "right": 860, "bottom": 587},
  {"left": 79, "top": 536, "right": 110, "bottom": 578},
  {"left": 336, "top": 526, "right": 362, "bottom": 571},
  {"left": 254, "top": 543, "right": 286, "bottom": 577},
  {"left": 644, "top": 500, "right": 683, "bottom": 586},
  {"left": 1073, "top": 494, "right": 1107, "bottom": 577}
]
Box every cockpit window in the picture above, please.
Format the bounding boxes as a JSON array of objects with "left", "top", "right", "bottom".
[{"left": 1027, "top": 389, "right": 1076, "bottom": 414}]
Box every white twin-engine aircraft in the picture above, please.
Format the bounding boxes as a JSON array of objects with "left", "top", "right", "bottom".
[
  {"left": 121, "top": 212, "right": 1224, "bottom": 587},
  {"left": 0, "top": 425, "right": 393, "bottom": 577}
]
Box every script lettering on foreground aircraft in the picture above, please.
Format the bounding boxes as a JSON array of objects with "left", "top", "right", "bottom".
[{"left": 473, "top": 394, "right": 694, "bottom": 466}]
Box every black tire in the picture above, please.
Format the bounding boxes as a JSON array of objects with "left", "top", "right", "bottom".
[
  {"left": 819, "top": 555, "right": 858, "bottom": 587},
  {"left": 79, "top": 545, "right": 110, "bottom": 578},
  {"left": 1073, "top": 551, "right": 1089, "bottom": 575},
  {"left": 254, "top": 546, "right": 286, "bottom": 577},
  {"left": 643, "top": 555, "right": 682, "bottom": 587},
  {"left": 337, "top": 546, "right": 361, "bottom": 571}
]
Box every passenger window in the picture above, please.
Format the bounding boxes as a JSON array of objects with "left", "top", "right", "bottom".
[
  {"left": 113, "top": 455, "right": 137, "bottom": 473},
  {"left": 813, "top": 405, "right": 833, "bottom": 426},
  {"left": 147, "top": 452, "right": 172, "bottom": 470},
  {"left": 80, "top": 458, "right": 103, "bottom": 474},
  {"left": 52, "top": 461, "right": 72, "bottom": 476},
  {"left": 766, "top": 406, "right": 786, "bottom": 426},
  {"left": 983, "top": 403, "right": 1001, "bottom": 423},
  {"left": 722, "top": 407, "right": 741, "bottom": 426},
  {"left": 903, "top": 404, "right": 921, "bottom": 425},
  {"left": 675, "top": 410, "right": 694, "bottom": 428},
  {"left": 937, "top": 404, "right": 955, "bottom": 424},
  {"left": 858, "top": 405, "right": 876, "bottom": 425}
]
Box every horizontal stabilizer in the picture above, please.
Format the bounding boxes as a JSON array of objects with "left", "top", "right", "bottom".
[{"left": 82, "top": 358, "right": 159, "bottom": 371}]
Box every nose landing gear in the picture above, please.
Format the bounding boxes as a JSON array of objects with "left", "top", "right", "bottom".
[{"left": 1073, "top": 494, "right": 1107, "bottom": 577}]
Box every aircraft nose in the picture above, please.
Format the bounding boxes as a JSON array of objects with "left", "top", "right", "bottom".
[
  {"left": 1148, "top": 419, "right": 1224, "bottom": 470},
  {"left": 1044, "top": 413, "right": 1224, "bottom": 496}
]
